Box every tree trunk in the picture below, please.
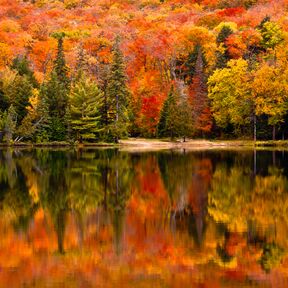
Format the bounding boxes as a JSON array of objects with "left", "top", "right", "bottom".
[
  {"left": 115, "top": 95, "right": 119, "bottom": 143},
  {"left": 254, "top": 149, "right": 257, "bottom": 175},
  {"left": 253, "top": 114, "right": 257, "bottom": 142},
  {"left": 272, "top": 125, "right": 276, "bottom": 141}
]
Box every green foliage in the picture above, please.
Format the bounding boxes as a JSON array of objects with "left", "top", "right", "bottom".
[
  {"left": 106, "top": 37, "right": 130, "bottom": 142},
  {"left": 3, "top": 105, "right": 17, "bottom": 143},
  {"left": 40, "top": 73, "right": 68, "bottom": 141},
  {"left": 177, "top": 94, "right": 194, "bottom": 140},
  {"left": 39, "top": 36, "right": 70, "bottom": 142},
  {"left": 258, "top": 20, "right": 284, "bottom": 50},
  {"left": 157, "top": 85, "right": 178, "bottom": 139},
  {"left": 0, "top": 82, "right": 9, "bottom": 112},
  {"left": 176, "top": 45, "right": 208, "bottom": 84},
  {"left": 7, "top": 75, "right": 33, "bottom": 125},
  {"left": 52, "top": 34, "right": 70, "bottom": 89},
  {"left": 11, "top": 55, "right": 38, "bottom": 88},
  {"left": 216, "top": 25, "right": 234, "bottom": 69},
  {"left": 69, "top": 73, "right": 103, "bottom": 141},
  {"left": 259, "top": 243, "right": 284, "bottom": 272}
]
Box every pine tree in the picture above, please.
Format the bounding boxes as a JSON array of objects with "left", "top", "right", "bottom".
[
  {"left": 7, "top": 75, "right": 33, "bottom": 125},
  {"left": 40, "top": 33, "right": 70, "bottom": 141},
  {"left": 69, "top": 74, "right": 103, "bottom": 142},
  {"left": 106, "top": 37, "right": 130, "bottom": 143},
  {"left": 176, "top": 93, "right": 194, "bottom": 142},
  {"left": 0, "top": 81, "right": 8, "bottom": 112},
  {"left": 175, "top": 45, "right": 207, "bottom": 84},
  {"left": 40, "top": 72, "right": 67, "bottom": 141},
  {"left": 52, "top": 33, "right": 70, "bottom": 89},
  {"left": 157, "top": 96, "right": 169, "bottom": 138},
  {"left": 157, "top": 85, "right": 178, "bottom": 140},
  {"left": 3, "top": 105, "right": 17, "bottom": 143},
  {"left": 11, "top": 55, "right": 38, "bottom": 88},
  {"left": 35, "top": 92, "right": 51, "bottom": 142},
  {"left": 216, "top": 26, "right": 234, "bottom": 69}
]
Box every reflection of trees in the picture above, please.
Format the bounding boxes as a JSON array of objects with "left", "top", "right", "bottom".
[
  {"left": 0, "top": 150, "right": 38, "bottom": 233},
  {"left": 208, "top": 163, "right": 253, "bottom": 232},
  {"left": 0, "top": 148, "right": 135, "bottom": 254},
  {"left": 158, "top": 151, "right": 212, "bottom": 246},
  {"left": 208, "top": 157, "right": 288, "bottom": 271},
  {"left": 38, "top": 151, "right": 69, "bottom": 254},
  {"left": 1, "top": 148, "right": 288, "bottom": 273},
  {"left": 39, "top": 149, "right": 134, "bottom": 254},
  {"left": 260, "top": 242, "right": 284, "bottom": 273},
  {"left": 100, "top": 150, "right": 134, "bottom": 255}
]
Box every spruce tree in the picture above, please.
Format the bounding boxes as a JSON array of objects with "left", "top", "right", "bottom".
[
  {"left": 157, "top": 97, "right": 169, "bottom": 138},
  {"left": 7, "top": 75, "right": 33, "bottom": 125},
  {"left": 3, "top": 105, "right": 17, "bottom": 143},
  {"left": 69, "top": 74, "right": 103, "bottom": 142},
  {"left": 157, "top": 85, "right": 178, "bottom": 140},
  {"left": 11, "top": 55, "right": 38, "bottom": 88},
  {"left": 106, "top": 37, "right": 130, "bottom": 143},
  {"left": 53, "top": 33, "right": 70, "bottom": 89},
  {"left": 35, "top": 93, "right": 51, "bottom": 142},
  {"left": 216, "top": 26, "right": 234, "bottom": 69},
  {"left": 40, "top": 33, "right": 70, "bottom": 141},
  {"left": 177, "top": 93, "right": 193, "bottom": 142},
  {"left": 0, "top": 81, "right": 8, "bottom": 112}
]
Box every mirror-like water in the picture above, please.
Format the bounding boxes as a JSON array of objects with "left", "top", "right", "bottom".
[{"left": 0, "top": 148, "right": 288, "bottom": 287}]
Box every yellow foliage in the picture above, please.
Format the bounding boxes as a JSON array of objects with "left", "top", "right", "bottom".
[
  {"left": 0, "top": 43, "right": 12, "bottom": 68},
  {"left": 214, "top": 22, "right": 238, "bottom": 33},
  {"left": 0, "top": 19, "right": 20, "bottom": 33}
]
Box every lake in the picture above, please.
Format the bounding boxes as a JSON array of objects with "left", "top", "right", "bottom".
[{"left": 0, "top": 148, "right": 288, "bottom": 287}]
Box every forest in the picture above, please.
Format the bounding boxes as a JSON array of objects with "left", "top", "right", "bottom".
[{"left": 0, "top": 0, "right": 288, "bottom": 143}]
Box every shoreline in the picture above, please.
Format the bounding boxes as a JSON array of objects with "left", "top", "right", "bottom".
[{"left": 1, "top": 139, "right": 288, "bottom": 150}]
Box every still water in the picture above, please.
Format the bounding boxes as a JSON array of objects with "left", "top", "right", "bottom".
[{"left": 0, "top": 148, "right": 288, "bottom": 287}]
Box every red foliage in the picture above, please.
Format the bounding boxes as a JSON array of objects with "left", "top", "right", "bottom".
[{"left": 217, "top": 7, "right": 246, "bottom": 17}]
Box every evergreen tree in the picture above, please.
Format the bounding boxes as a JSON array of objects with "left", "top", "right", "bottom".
[
  {"left": 7, "top": 75, "right": 33, "bottom": 125},
  {"left": 257, "top": 18, "right": 284, "bottom": 51},
  {"left": 52, "top": 33, "right": 70, "bottom": 89},
  {"left": 175, "top": 45, "right": 207, "bottom": 85},
  {"left": 216, "top": 25, "right": 234, "bottom": 69},
  {"left": 35, "top": 92, "right": 51, "bottom": 142},
  {"left": 3, "top": 105, "right": 17, "bottom": 143},
  {"left": 40, "top": 72, "right": 67, "bottom": 141},
  {"left": 11, "top": 55, "right": 38, "bottom": 88},
  {"left": 69, "top": 74, "right": 103, "bottom": 142},
  {"left": 0, "top": 81, "right": 8, "bottom": 112},
  {"left": 177, "top": 93, "right": 194, "bottom": 142},
  {"left": 40, "top": 34, "right": 70, "bottom": 141},
  {"left": 106, "top": 37, "right": 130, "bottom": 143},
  {"left": 157, "top": 96, "right": 169, "bottom": 138},
  {"left": 157, "top": 85, "right": 178, "bottom": 140}
]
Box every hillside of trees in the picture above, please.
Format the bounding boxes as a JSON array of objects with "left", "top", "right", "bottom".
[{"left": 0, "top": 0, "right": 288, "bottom": 143}]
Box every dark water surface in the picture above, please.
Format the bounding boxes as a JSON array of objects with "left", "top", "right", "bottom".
[{"left": 0, "top": 148, "right": 288, "bottom": 287}]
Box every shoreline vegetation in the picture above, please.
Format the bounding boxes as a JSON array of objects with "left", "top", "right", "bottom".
[{"left": 2, "top": 138, "right": 288, "bottom": 149}]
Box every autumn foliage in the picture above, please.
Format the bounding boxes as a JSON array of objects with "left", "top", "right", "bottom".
[{"left": 0, "top": 0, "right": 288, "bottom": 141}]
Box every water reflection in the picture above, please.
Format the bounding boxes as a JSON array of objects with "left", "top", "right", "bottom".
[{"left": 0, "top": 148, "right": 288, "bottom": 287}]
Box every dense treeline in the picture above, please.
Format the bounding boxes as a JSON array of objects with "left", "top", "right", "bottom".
[
  {"left": 0, "top": 35, "right": 130, "bottom": 143},
  {"left": 0, "top": 0, "right": 288, "bottom": 143}
]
